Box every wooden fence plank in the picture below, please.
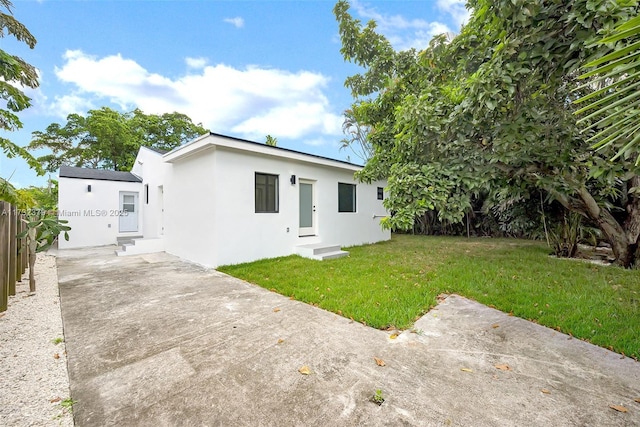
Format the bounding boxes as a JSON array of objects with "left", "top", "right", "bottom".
[
  {"left": 20, "top": 214, "right": 27, "bottom": 277},
  {"left": 16, "top": 214, "right": 24, "bottom": 281},
  {"left": 0, "top": 201, "right": 8, "bottom": 312},
  {"left": 8, "top": 204, "right": 16, "bottom": 296}
]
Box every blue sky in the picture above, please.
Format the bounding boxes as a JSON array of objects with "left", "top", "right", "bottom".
[{"left": 1, "top": 0, "right": 468, "bottom": 188}]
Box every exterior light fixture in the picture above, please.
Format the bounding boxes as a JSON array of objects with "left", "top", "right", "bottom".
[
  {"left": 290, "top": 175, "right": 296, "bottom": 185},
  {"left": 87, "top": 185, "right": 92, "bottom": 192}
]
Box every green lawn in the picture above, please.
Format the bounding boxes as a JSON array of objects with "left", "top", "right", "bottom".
[{"left": 218, "top": 234, "right": 640, "bottom": 360}]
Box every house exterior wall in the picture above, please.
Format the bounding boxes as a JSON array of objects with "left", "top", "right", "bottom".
[
  {"left": 58, "top": 133, "right": 390, "bottom": 266},
  {"left": 58, "top": 177, "right": 143, "bottom": 249},
  {"left": 131, "top": 147, "right": 170, "bottom": 238},
  {"left": 168, "top": 144, "right": 389, "bottom": 268},
  {"left": 162, "top": 150, "right": 218, "bottom": 266}
]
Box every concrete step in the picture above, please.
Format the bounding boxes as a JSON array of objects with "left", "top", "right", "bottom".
[
  {"left": 116, "top": 237, "right": 165, "bottom": 256},
  {"left": 314, "top": 250, "right": 349, "bottom": 260},
  {"left": 295, "top": 243, "right": 349, "bottom": 261},
  {"left": 117, "top": 235, "right": 143, "bottom": 245}
]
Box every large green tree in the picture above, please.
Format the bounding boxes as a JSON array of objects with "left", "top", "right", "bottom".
[
  {"left": 0, "top": 0, "right": 42, "bottom": 173},
  {"left": 29, "top": 107, "right": 207, "bottom": 172},
  {"left": 334, "top": 0, "right": 640, "bottom": 267}
]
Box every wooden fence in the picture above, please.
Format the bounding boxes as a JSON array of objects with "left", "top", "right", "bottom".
[{"left": 0, "top": 201, "right": 28, "bottom": 313}]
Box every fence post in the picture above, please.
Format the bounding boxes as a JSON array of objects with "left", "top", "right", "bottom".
[
  {"left": 20, "top": 213, "right": 27, "bottom": 277},
  {"left": 8, "top": 204, "right": 16, "bottom": 296},
  {"left": 16, "top": 213, "right": 24, "bottom": 281},
  {"left": 0, "top": 201, "right": 8, "bottom": 312}
]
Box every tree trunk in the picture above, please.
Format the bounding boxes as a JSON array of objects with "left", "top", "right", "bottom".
[
  {"left": 28, "top": 250, "right": 36, "bottom": 292},
  {"left": 576, "top": 186, "right": 638, "bottom": 268},
  {"left": 622, "top": 176, "right": 640, "bottom": 267}
]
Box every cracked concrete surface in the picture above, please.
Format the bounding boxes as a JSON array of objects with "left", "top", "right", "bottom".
[{"left": 56, "top": 246, "right": 640, "bottom": 426}]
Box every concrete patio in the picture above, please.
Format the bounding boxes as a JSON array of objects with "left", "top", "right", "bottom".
[{"left": 56, "top": 246, "right": 640, "bottom": 426}]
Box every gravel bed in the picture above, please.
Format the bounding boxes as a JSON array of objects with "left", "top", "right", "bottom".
[{"left": 0, "top": 253, "right": 74, "bottom": 426}]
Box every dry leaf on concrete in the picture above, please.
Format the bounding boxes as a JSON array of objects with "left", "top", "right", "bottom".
[
  {"left": 53, "top": 353, "right": 60, "bottom": 359},
  {"left": 374, "top": 357, "right": 386, "bottom": 367},
  {"left": 541, "top": 389, "right": 551, "bottom": 394},
  {"left": 610, "top": 405, "right": 628, "bottom": 413},
  {"left": 495, "top": 364, "right": 511, "bottom": 371},
  {"left": 491, "top": 323, "right": 500, "bottom": 329},
  {"left": 634, "top": 398, "right": 640, "bottom": 403},
  {"left": 273, "top": 307, "right": 281, "bottom": 312},
  {"left": 389, "top": 334, "right": 398, "bottom": 340},
  {"left": 277, "top": 339, "right": 284, "bottom": 344},
  {"left": 460, "top": 368, "right": 473, "bottom": 373},
  {"left": 298, "top": 366, "right": 312, "bottom": 375}
]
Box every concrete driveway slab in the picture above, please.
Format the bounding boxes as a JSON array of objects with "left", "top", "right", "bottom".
[{"left": 57, "top": 246, "right": 640, "bottom": 426}]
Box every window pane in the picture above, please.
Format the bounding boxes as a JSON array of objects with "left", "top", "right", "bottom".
[
  {"left": 338, "top": 183, "right": 356, "bottom": 212},
  {"left": 299, "top": 183, "right": 313, "bottom": 227},
  {"left": 255, "top": 173, "right": 279, "bottom": 213}
]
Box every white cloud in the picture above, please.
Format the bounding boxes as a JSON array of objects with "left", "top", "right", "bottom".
[
  {"left": 351, "top": 0, "right": 451, "bottom": 51},
  {"left": 52, "top": 50, "right": 343, "bottom": 141},
  {"left": 387, "top": 23, "right": 453, "bottom": 51},
  {"left": 49, "top": 94, "right": 95, "bottom": 117},
  {"left": 437, "top": 0, "right": 470, "bottom": 29},
  {"left": 352, "top": 0, "right": 431, "bottom": 31},
  {"left": 223, "top": 17, "right": 244, "bottom": 28},
  {"left": 232, "top": 102, "right": 342, "bottom": 140},
  {"left": 185, "top": 57, "right": 208, "bottom": 70}
]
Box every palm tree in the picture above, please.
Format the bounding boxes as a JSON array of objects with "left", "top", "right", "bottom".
[
  {"left": 575, "top": 14, "right": 640, "bottom": 165},
  {"left": 265, "top": 135, "right": 278, "bottom": 146}
]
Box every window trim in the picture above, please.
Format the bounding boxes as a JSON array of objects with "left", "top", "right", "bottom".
[
  {"left": 255, "top": 172, "right": 279, "bottom": 213},
  {"left": 338, "top": 182, "right": 357, "bottom": 213}
]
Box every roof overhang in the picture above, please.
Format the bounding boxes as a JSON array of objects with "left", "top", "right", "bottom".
[{"left": 163, "top": 132, "right": 362, "bottom": 172}]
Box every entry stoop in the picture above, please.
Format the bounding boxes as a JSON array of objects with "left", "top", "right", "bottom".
[
  {"left": 115, "top": 237, "right": 165, "bottom": 256},
  {"left": 295, "top": 243, "right": 349, "bottom": 261}
]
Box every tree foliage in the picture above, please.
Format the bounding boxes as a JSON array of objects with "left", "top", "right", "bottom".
[
  {"left": 17, "top": 179, "right": 58, "bottom": 210},
  {"left": 334, "top": 0, "right": 640, "bottom": 267},
  {"left": 0, "top": 0, "right": 42, "bottom": 173},
  {"left": 29, "top": 107, "right": 207, "bottom": 172}
]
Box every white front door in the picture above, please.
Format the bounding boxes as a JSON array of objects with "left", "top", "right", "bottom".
[
  {"left": 299, "top": 180, "right": 316, "bottom": 236},
  {"left": 119, "top": 191, "right": 139, "bottom": 232}
]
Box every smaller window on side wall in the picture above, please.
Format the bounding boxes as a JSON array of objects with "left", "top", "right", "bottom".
[
  {"left": 377, "top": 187, "right": 384, "bottom": 200},
  {"left": 338, "top": 182, "right": 356, "bottom": 212}
]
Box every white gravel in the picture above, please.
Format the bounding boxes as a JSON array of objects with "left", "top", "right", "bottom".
[{"left": 0, "top": 253, "right": 74, "bottom": 426}]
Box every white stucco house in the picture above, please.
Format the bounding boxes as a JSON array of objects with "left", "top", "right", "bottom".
[{"left": 58, "top": 132, "right": 390, "bottom": 267}]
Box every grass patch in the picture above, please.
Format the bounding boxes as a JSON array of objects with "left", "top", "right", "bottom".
[
  {"left": 60, "top": 397, "right": 76, "bottom": 413},
  {"left": 218, "top": 234, "right": 640, "bottom": 359}
]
